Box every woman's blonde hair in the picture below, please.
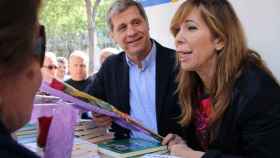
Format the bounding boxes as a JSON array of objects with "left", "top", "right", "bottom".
[{"left": 170, "top": 0, "right": 275, "bottom": 131}]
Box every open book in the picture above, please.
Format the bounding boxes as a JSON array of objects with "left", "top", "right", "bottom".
[
  {"left": 97, "top": 138, "right": 167, "bottom": 158},
  {"left": 40, "top": 79, "right": 163, "bottom": 142}
]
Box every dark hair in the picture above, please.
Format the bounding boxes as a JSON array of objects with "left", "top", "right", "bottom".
[
  {"left": 0, "top": 0, "right": 41, "bottom": 74},
  {"left": 57, "top": 57, "right": 67, "bottom": 65},
  {"left": 106, "top": 0, "right": 148, "bottom": 32}
]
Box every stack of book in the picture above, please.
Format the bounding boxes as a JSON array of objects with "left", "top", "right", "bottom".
[
  {"left": 97, "top": 138, "right": 168, "bottom": 158},
  {"left": 34, "top": 94, "right": 60, "bottom": 104},
  {"left": 75, "top": 119, "right": 114, "bottom": 144},
  {"left": 15, "top": 123, "right": 37, "bottom": 144},
  {"left": 71, "top": 138, "right": 99, "bottom": 158},
  {"left": 15, "top": 121, "right": 102, "bottom": 158}
]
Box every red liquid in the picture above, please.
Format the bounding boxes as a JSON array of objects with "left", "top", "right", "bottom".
[{"left": 37, "top": 116, "right": 53, "bottom": 148}]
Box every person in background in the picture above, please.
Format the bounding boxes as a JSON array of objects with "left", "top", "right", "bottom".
[
  {"left": 56, "top": 56, "right": 68, "bottom": 81},
  {"left": 162, "top": 0, "right": 280, "bottom": 158},
  {"left": 99, "top": 47, "right": 117, "bottom": 65},
  {"left": 88, "top": 47, "right": 117, "bottom": 81},
  {"left": 0, "top": 0, "right": 44, "bottom": 157},
  {"left": 41, "top": 52, "right": 57, "bottom": 82},
  {"left": 86, "top": 0, "right": 183, "bottom": 141},
  {"left": 65, "top": 50, "right": 92, "bottom": 119},
  {"left": 65, "top": 50, "right": 91, "bottom": 91}
]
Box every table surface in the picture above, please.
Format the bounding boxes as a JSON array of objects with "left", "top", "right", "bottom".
[
  {"left": 21, "top": 138, "right": 100, "bottom": 158},
  {"left": 15, "top": 121, "right": 100, "bottom": 158},
  {"left": 15, "top": 113, "right": 173, "bottom": 158}
]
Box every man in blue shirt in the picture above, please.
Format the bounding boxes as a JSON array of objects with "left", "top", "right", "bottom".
[{"left": 86, "top": 0, "right": 182, "bottom": 141}]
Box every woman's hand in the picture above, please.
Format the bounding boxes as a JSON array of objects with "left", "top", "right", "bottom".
[
  {"left": 170, "top": 144, "right": 204, "bottom": 158},
  {"left": 162, "top": 133, "right": 186, "bottom": 146},
  {"left": 162, "top": 133, "right": 204, "bottom": 158}
]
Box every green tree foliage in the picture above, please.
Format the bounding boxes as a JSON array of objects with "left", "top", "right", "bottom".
[
  {"left": 95, "top": 0, "right": 115, "bottom": 48},
  {"left": 40, "top": 0, "right": 115, "bottom": 57}
]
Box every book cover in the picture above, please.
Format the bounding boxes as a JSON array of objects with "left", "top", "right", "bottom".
[
  {"left": 40, "top": 79, "right": 163, "bottom": 141},
  {"left": 98, "top": 138, "right": 167, "bottom": 158}
]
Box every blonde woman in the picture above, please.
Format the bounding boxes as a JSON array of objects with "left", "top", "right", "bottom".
[{"left": 163, "top": 0, "right": 280, "bottom": 158}]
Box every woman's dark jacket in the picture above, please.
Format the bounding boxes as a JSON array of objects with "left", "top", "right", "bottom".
[{"left": 184, "top": 63, "right": 280, "bottom": 158}]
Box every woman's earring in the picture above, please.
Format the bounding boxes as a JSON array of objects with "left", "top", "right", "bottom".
[
  {"left": 216, "top": 46, "right": 223, "bottom": 51},
  {"left": 214, "top": 38, "right": 224, "bottom": 52}
]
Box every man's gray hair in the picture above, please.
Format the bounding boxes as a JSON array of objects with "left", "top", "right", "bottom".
[
  {"left": 69, "top": 50, "right": 89, "bottom": 66},
  {"left": 106, "top": 0, "right": 148, "bottom": 32}
]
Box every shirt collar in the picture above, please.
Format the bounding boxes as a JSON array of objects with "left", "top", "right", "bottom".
[{"left": 126, "top": 41, "right": 156, "bottom": 71}]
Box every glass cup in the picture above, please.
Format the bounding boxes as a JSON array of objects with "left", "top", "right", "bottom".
[{"left": 37, "top": 116, "right": 53, "bottom": 148}]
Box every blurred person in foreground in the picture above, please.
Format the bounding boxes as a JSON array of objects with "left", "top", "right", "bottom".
[
  {"left": 56, "top": 56, "right": 68, "bottom": 81},
  {"left": 0, "top": 0, "right": 44, "bottom": 157},
  {"left": 162, "top": 0, "right": 280, "bottom": 158},
  {"left": 41, "top": 51, "right": 57, "bottom": 82},
  {"left": 86, "top": 0, "right": 182, "bottom": 141}
]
